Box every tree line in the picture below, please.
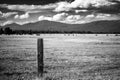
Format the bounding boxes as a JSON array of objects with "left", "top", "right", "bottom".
[
  {"left": 0, "top": 27, "right": 93, "bottom": 35},
  {"left": 0, "top": 27, "right": 120, "bottom": 35}
]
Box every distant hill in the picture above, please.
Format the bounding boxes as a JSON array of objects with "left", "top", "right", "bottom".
[{"left": 1, "top": 20, "right": 120, "bottom": 33}]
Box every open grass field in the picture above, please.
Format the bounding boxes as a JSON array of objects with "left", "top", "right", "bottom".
[{"left": 0, "top": 34, "right": 120, "bottom": 80}]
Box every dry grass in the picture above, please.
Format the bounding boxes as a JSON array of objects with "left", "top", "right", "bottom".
[{"left": 0, "top": 34, "right": 120, "bottom": 80}]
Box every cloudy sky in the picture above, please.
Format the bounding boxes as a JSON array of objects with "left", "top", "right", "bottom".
[{"left": 0, "top": 0, "right": 120, "bottom": 26}]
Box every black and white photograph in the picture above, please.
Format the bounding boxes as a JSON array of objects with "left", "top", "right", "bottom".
[{"left": 0, "top": 0, "right": 120, "bottom": 80}]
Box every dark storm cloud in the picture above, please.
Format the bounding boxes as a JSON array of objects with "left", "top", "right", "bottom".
[
  {"left": 97, "top": 5, "right": 120, "bottom": 14},
  {"left": 0, "top": 0, "right": 74, "bottom": 5},
  {"left": 84, "top": 1, "right": 120, "bottom": 14},
  {"left": 84, "top": 5, "right": 120, "bottom": 14}
]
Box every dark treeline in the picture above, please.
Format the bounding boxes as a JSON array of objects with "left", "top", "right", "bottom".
[
  {"left": 0, "top": 27, "right": 13, "bottom": 34},
  {"left": 0, "top": 27, "right": 120, "bottom": 35},
  {"left": 0, "top": 27, "right": 93, "bottom": 35}
]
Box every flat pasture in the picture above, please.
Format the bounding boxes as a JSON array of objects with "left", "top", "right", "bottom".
[{"left": 0, "top": 34, "right": 120, "bottom": 80}]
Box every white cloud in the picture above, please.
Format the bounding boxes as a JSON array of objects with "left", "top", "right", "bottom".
[
  {"left": 54, "top": 0, "right": 117, "bottom": 12},
  {"left": 1, "top": 21, "right": 14, "bottom": 26},
  {"left": 38, "top": 16, "right": 45, "bottom": 20},
  {"left": 52, "top": 13, "right": 68, "bottom": 21},
  {"left": 27, "top": 11, "right": 42, "bottom": 14},
  {"left": 54, "top": 2, "right": 71, "bottom": 12},
  {"left": 7, "top": 5, "right": 35, "bottom": 11},
  {"left": 5, "top": 4, "right": 57, "bottom": 12},
  {"left": 1, "top": 0, "right": 119, "bottom": 13},
  {"left": 96, "top": 13, "right": 111, "bottom": 18},
  {"left": 70, "top": 0, "right": 90, "bottom": 8},
  {"left": 14, "top": 15, "right": 19, "bottom": 19},
  {"left": 2, "top": 12, "right": 18, "bottom": 18},
  {"left": 2, "top": 13, "right": 119, "bottom": 26},
  {"left": 0, "top": 11, "right": 2, "bottom": 14},
  {"left": 0, "top": 11, "right": 2, "bottom": 17},
  {"left": 1, "top": 20, "right": 40, "bottom": 26},
  {"left": 38, "top": 16, "right": 52, "bottom": 21},
  {"left": 70, "top": 0, "right": 116, "bottom": 8},
  {"left": 83, "top": 13, "right": 118, "bottom": 23},
  {"left": 15, "top": 20, "right": 39, "bottom": 25},
  {"left": 14, "top": 13, "right": 29, "bottom": 19},
  {"left": 0, "top": 1, "right": 119, "bottom": 25},
  {"left": 1, "top": 0, "right": 119, "bottom": 15},
  {"left": 38, "top": 13, "right": 69, "bottom": 21},
  {"left": 38, "top": 13, "right": 83, "bottom": 24},
  {"left": 86, "top": 14, "right": 95, "bottom": 18},
  {"left": 75, "top": 10, "right": 88, "bottom": 13},
  {"left": 37, "top": 13, "right": 118, "bottom": 24},
  {"left": 0, "top": 11, "right": 17, "bottom": 18},
  {"left": 66, "top": 15, "right": 81, "bottom": 22}
]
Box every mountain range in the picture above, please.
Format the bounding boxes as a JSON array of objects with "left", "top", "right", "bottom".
[{"left": 1, "top": 20, "right": 120, "bottom": 33}]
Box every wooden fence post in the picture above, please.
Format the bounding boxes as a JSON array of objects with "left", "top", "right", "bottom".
[{"left": 37, "top": 38, "right": 44, "bottom": 77}]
